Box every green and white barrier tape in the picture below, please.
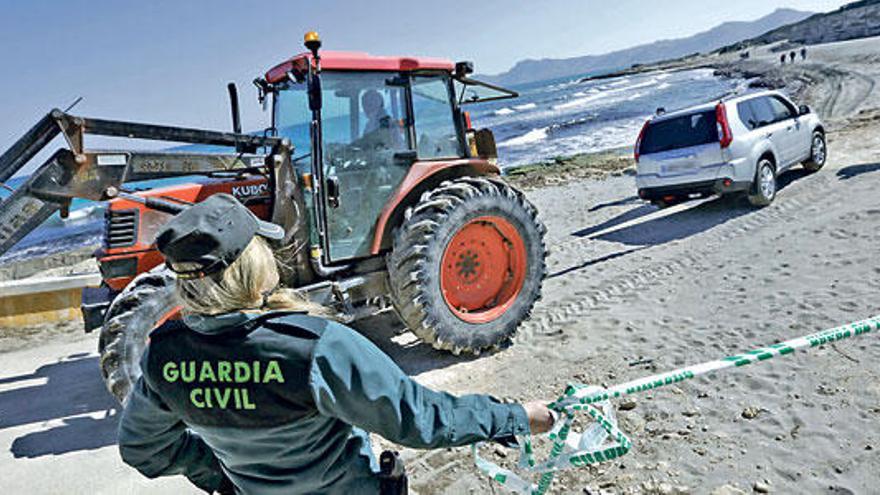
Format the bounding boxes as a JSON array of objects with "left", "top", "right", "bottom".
[{"left": 474, "top": 315, "right": 880, "bottom": 494}]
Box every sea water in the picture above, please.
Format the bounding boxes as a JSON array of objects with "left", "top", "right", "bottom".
[
  {"left": 0, "top": 176, "right": 190, "bottom": 265},
  {"left": 470, "top": 68, "right": 745, "bottom": 168}
]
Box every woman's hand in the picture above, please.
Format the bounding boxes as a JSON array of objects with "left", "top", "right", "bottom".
[{"left": 523, "top": 401, "right": 555, "bottom": 434}]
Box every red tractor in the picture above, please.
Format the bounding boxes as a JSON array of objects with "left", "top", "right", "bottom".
[{"left": 0, "top": 33, "right": 546, "bottom": 402}]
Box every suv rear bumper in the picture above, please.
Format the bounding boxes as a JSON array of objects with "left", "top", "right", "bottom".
[{"left": 637, "top": 178, "right": 750, "bottom": 201}]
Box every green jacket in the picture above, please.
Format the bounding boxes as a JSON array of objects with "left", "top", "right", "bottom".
[{"left": 117, "top": 311, "right": 529, "bottom": 494}]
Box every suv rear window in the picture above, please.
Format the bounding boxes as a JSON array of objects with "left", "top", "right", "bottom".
[{"left": 640, "top": 110, "right": 718, "bottom": 155}]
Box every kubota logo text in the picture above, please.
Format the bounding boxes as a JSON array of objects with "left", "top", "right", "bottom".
[{"left": 232, "top": 184, "right": 268, "bottom": 198}]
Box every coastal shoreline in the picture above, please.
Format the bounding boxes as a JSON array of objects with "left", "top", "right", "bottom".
[{"left": 504, "top": 148, "right": 634, "bottom": 190}]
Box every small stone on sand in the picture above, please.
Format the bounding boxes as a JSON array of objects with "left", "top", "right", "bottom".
[{"left": 741, "top": 406, "right": 761, "bottom": 419}]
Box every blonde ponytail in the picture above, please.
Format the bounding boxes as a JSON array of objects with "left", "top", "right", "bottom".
[{"left": 172, "top": 236, "right": 330, "bottom": 317}]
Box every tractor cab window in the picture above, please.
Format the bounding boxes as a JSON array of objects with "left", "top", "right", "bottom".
[
  {"left": 274, "top": 81, "right": 313, "bottom": 172},
  {"left": 321, "top": 72, "right": 409, "bottom": 153},
  {"left": 411, "top": 75, "right": 462, "bottom": 159},
  {"left": 318, "top": 72, "right": 411, "bottom": 261}
]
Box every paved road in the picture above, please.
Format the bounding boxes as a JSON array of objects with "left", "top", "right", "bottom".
[{"left": 0, "top": 335, "right": 198, "bottom": 493}]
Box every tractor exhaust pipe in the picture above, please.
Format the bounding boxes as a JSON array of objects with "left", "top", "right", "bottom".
[{"left": 227, "top": 82, "right": 242, "bottom": 134}]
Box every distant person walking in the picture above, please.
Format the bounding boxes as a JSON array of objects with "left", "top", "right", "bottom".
[
  {"left": 801, "top": 47, "right": 808, "bottom": 60},
  {"left": 780, "top": 53, "right": 786, "bottom": 65},
  {"left": 789, "top": 51, "right": 796, "bottom": 63}
]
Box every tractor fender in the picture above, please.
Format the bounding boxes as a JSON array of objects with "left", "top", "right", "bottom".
[{"left": 370, "top": 158, "right": 500, "bottom": 254}]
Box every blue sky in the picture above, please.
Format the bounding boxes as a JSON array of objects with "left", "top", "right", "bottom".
[{"left": 0, "top": 0, "right": 850, "bottom": 157}]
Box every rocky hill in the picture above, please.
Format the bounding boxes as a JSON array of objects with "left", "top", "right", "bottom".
[
  {"left": 482, "top": 8, "right": 813, "bottom": 86},
  {"left": 720, "top": 0, "right": 880, "bottom": 52}
]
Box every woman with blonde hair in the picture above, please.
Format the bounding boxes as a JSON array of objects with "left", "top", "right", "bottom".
[
  {"left": 117, "top": 193, "right": 553, "bottom": 494},
  {"left": 173, "top": 232, "right": 326, "bottom": 318}
]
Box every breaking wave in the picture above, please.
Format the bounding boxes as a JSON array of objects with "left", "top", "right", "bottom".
[{"left": 499, "top": 127, "right": 550, "bottom": 146}]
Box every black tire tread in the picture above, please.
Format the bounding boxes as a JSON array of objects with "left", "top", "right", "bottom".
[
  {"left": 98, "top": 269, "right": 176, "bottom": 403},
  {"left": 387, "top": 176, "right": 547, "bottom": 354},
  {"left": 748, "top": 160, "right": 776, "bottom": 207},
  {"left": 802, "top": 131, "right": 826, "bottom": 172}
]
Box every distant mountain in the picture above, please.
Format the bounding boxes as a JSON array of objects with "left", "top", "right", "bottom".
[
  {"left": 483, "top": 8, "right": 814, "bottom": 86},
  {"left": 719, "top": 0, "right": 880, "bottom": 51}
]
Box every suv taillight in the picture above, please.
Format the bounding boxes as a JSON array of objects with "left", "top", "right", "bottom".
[
  {"left": 716, "top": 103, "right": 733, "bottom": 148},
  {"left": 634, "top": 119, "right": 650, "bottom": 163}
]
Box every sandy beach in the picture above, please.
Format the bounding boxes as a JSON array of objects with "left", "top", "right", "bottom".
[
  {"left": 387, "top": 35, "right": 880, "bottom": 494},
  {"left": 0, "top": 35, "right": 878, "bottom": 494}
]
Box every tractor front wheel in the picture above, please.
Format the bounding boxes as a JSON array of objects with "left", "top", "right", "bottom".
[
  {"left": 98, "top": 269, "right": 177, "bottom": 403},
  {"left": 387, "top": 177, "right": 546, "bottom": 354}
]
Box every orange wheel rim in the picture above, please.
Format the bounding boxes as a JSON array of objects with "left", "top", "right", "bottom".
[{"left": 440, "top": 215, "right": 527, "bottom": 324}]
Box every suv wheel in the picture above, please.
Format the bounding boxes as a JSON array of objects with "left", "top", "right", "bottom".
[
  {"left": 748, "top": 159, "right": 776, "bottom": 207},
  {"left": 803, "top": 131, "right": 826, "bottom": 172}
]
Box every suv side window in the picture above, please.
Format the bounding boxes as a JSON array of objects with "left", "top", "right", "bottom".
[
  {"left": 767, "top": 96, "right": 795, "bottom": 122},
  {"left": 746, "top": 97, "right": 776, "bottom": 128},
  {"left": 737, "top": 101, "right": 756, "bottom": 130}
]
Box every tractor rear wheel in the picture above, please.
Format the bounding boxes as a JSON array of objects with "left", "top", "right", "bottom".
[
  {"left": 387, "top": 177, "right": 546, "bottom": 354},
  {"left": 98, "top": 269, "right": 177, "bottom": 403}
]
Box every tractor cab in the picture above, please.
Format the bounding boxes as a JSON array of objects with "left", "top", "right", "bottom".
[{"left": 259, "top": 39, "right": 517, "bottom": 261}]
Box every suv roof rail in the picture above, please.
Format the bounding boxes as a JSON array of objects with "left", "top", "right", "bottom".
[{"left": 716, "top": 88, "right": 742, "bottom": 103}]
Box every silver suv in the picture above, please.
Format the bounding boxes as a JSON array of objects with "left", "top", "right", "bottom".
[{"left": 634, "top": 90, "right": 826, "bottom": 207}]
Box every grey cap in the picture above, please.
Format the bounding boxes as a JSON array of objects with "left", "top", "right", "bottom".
[{"left": 155, "top": 193, "right": 284, "bottom": 279}]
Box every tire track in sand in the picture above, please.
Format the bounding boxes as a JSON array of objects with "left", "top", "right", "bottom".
[
  {"left": 404, "top": 169, "right": 852, "bottom": 494},
  {"left": 812, "top": 67, "right": 874, "bottom": 120},
  {"left": 403, "top": 172, "right": 838, "bottom": 494},
  {"left": 519, "top": 171, "right": 835, "bottom": 345}
]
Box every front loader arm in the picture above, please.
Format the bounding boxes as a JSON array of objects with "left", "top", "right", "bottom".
[{"left": 0, "top": 109, "right": 293, "bottom": 257}]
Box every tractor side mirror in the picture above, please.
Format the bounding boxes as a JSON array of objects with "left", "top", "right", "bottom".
[
  {"left": 798, "top": 104, "right": 811, "bottom": 116},
  {"left": 474, "top": 129, "right": 498, "bottom": 160},
  {"left": 455, "top": 61, "right": 474, "bottom": 78},
  {"left": 253, "top": 78, "right": 270, "bottom": 111}
]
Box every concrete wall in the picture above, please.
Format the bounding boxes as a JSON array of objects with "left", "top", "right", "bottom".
[{"left": 0, "top": 274, "right": 101, "bottom": 328}]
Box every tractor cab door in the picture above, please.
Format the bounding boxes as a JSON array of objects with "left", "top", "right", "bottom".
[
  {"left": 319, "top": 72, "right": 413, "bottom": 261},
  {"left": 319, "top": 72, "right": 465, "bottom": 262}
]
